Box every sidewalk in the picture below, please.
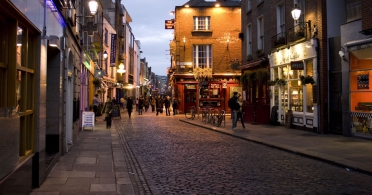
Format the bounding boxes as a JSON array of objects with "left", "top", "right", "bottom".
[
  {"left": 180, "top": 117, "right": 372, "bottom": 175},
  {"left": 31, "top": 115, "right": 135, "bottom": 195}
]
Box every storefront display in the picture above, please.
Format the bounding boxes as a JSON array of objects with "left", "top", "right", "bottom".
[{"left": 349, "top": 53, "right": 372, "bottom": 135}]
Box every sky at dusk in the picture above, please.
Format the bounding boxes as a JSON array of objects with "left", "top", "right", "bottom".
[{"left": 122, "top": 0, "right": 187, "bottom": 76}]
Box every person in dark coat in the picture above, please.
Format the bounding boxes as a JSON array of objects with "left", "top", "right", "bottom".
[
  {"left": 235, "top": 97, "right": 246, "bottom": 129},
  {"left": 102, "top": 97, "right": 113, "bottom": 129},
  {"left": 228, "top": 92, "right": 240, "bottom": 130},
  {"left": 172, "top": 99, "right": 178, "bottom": 115},
  {"left": 138, "top": 96, "right": 144, "bottom": 115},
  {"left": 126, "top": 97, "right": 134, "bottom": 118},
  {"left": 164, "top": 96, "right": 171, "bottom": 116},
  {"left": 155, "top": 96, "right": 163, "bottom": 116}
]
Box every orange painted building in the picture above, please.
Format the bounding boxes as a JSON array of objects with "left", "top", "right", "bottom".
[{"left": 169, "top": 0, "right": 242, "bottom": 114}]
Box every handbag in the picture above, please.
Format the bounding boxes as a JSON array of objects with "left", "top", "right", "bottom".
[{"left": 169, "top": 107, "right": 172, "bottom": 112}]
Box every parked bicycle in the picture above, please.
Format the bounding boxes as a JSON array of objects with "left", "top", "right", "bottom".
[{"left": 184, "top": 106, "right": 196, "bottom": 120}]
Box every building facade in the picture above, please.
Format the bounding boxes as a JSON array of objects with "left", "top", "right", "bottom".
[{"left": 170, "top": 0, "right": 242, "bottom": 114}]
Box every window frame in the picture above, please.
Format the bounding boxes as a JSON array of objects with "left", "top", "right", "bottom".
[
  {"left": 257, "top": 15, "right": 264, "bottom": 50},
  {"left": 193, "top": 45, "right": 213, "bottom": 69},
  {"left": 193, "top": 16, "right": 211, "bottom": 31}
]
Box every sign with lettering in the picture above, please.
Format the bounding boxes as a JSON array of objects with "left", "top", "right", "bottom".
[
  {"left": 82, "top": 112, "right": 95, "bottom": 130},
  {"left": 111, "top": 105, "right": 121, "bottom": 118},
  {"left": 110, "top": 34, "right": 117, "bottom": 67},
  {"left": 291, "top": 61, "right": 304, "bottom": 70},
  {"left": 210, "top": 84, "right": 220, "bottom": 88},
  {"left": 165, "top": 20, "right": 174, "bottom": 29}
]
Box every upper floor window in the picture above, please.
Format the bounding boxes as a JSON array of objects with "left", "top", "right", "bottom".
[
  {"left": 277, "top": 2, "right": 285, "bottom": 34},
  {"left": 297, "top": 0, "right": 305, "bottom": 24},
  {"left": 346, "top": 0, "right": 361, "bottom": 22},
  {"left": 104, "top": 29, "right": 108, "bottom": 45},
  {"left": 194, "top": 16, "right": 211, "bottom": 31},
  {"left": 257, "top": 16, "right": 264, "bottom": 50},
  {"left": 246, "top": 24, "right": 252, "bottom": 56},
  {"left": 193, "top": 45, "right": 212, "bottom": 68},
  {"left": 247, "top": 0, "right": 251, "bottom": 11}
]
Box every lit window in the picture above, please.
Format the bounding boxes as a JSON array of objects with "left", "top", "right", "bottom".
[
  {"left": 193, "top": 45, "right": 212, "bottom": 68},
  {"left": 193, "top": 16, "right": 210, "bottom": 31}
]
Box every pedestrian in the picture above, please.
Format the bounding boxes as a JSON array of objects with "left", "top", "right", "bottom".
[
  {"left": 151, "top": 97, "right": 156, "bottom": 112},
  {"left": 144, "top": 97, "right": 149, "bottom": 112},
  {"left": 138, "top": 96, "right": 144, "bottom": 115},
  {"left": 172, "top": 99, "right": 178, "bottom": 115},
  {"left": 235, "top": 96, "right": 246, "bottom": 129},
  {"left": 155, "top": 95, "right": 163, "bottom": 116},
  {"left": 135, "top": 98, "right": 139, "bottom": 111},
  {"left": 102, "top": 97, "right": 113, "bottom": 129},
  {"left": 120, "top": 97, "right": 125, "bottom": 110},
  {"left": 228, "top": 92, "right": 240, "bottom": 130},
  {"left": 164, "top": 96, "right": 171, "bottom": 116},
  {"left": 92, "top": 94, "right": 100, "bottom": 121},
  {"left": 126, "top": 96, "right": 134, "bottom": 118}
]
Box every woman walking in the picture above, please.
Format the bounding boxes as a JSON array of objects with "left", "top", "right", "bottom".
[
  {"left": 102, "top": 97, "right": 114, "bottom": 129},
  {"left": 126, "top": 96, "right": 134, "bottom": 118}
]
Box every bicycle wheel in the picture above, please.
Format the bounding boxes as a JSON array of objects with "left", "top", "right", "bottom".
[
  {"left": 216, "top": 116, "right": 223, "bottom": 127},
  {"left": 184, "top": 107, "right": 195, "bottom": 119},
  {"left": 191, "top": 109, "right": 196, "bottom": 120}
]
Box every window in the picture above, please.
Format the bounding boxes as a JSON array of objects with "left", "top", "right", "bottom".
[
  {"left": 346, "top": 0, "right": 361, "bottom": 22},
  {"left": 246, "top": 24, "right": 252, "bottom": 56},
  {"left": 305, "top": 60, "right": 314, "bottom": 113},
  {"left": 104, "top": 29, "right": 108, "bottom": 45},
  {"left": 193, "top": 45, "right": 212, "bottom": 68},
  {"left": 193, "top": 16, "right": 211, "bottom": 31},
  {"left": 257, "top": 16, "right": 264, "bottom": 50},
  {"left": 247, "top": 0, "right": 251, "bottom": 11},
  {"left": 297, "top": 0, "right": 305, "bottom": 24},
  {"left": 277, "top": 2, "right": 285, "bottom": 35}
]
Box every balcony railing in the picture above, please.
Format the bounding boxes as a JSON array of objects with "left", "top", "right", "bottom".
[
  {"left": 287, "top": 23, "right": 308, "bottom": 43},
  {"left": 271, "top": 32, "right": 287, "bottom": 48}
]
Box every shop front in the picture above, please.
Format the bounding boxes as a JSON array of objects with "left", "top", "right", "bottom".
[
  {"left": 347, "top": 42, "right": 372, "bottom": 137},
  {"left": 173, "top": 75, "right": 239, "bottom": 114},
  {"left": 269, "top": 39, "right": 318, "bottom": 132}
]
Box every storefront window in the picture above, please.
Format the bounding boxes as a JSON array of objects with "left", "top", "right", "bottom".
[{"left": 17, "top": 27, "right": 22, "bottom": 66}]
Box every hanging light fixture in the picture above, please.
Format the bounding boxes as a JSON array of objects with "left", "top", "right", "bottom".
[
  {"left": 88, "top": 0, "right": 98, "bottom": 15},
  {"left": 103, "top": 51, "right": 108, "bottom": 59},
  {"left": 291, "top": 4, "right": 301, "bottom": 21},
  {"left": 117, "top": 62, "right": 126, "bottom": 75}
]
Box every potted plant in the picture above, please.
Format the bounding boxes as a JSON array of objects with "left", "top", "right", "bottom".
[
  {"left": 92, "top": 78, "right": 101, "bottom": 88},
  {"left": 267, "top": 80, "right": 277, "bottom": 86},
  {"left": 247, "top": 54, "right": 252, "bottom": 61},
  {"left": 276, "top": 78, "right": 287, "bottom": 86},
  {"left": 300, "top": 75, "right": 315, "bottom": 85},
  {"left": 256, "top": 49, "right": 264, "bottom": 57}
]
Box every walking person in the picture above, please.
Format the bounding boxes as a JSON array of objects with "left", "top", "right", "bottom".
[
  {"left": 172, "top": 99, "right": 178, "bottom": 115},
  {"left": 138, "top": 96, "right": 144, "bottom": 115},
  {"left": 126, "top": 96, "right": 134, "bottom": 118},
  {"left": 102, "top": 97, "right": 114, "bottom": 129},
  {"left": 92, "top": 94, "right": 100, "bottom": 121},
  {"left": 235, "top": 96, "right": 246, "bottom": 129},
  {"left": 135, "top": 98, "right": 139, "bottom": 111},
  {"left": 155, "top": 95, "right": 163, "bottom": 116},
  {"left": 151, "top": 97, "right": 156, "bottom": 112},
  {"left": 164, "top": 96, "right": 171, "bottom": 116},
  {"left": 120, "top": 97, "right": 125, "bottom": 110},
  {"left": 228, "top": 92, "right": 240, "bottom": 130},
  {"left": 144, "top": 97, "right": 149, "bottom": 112}
]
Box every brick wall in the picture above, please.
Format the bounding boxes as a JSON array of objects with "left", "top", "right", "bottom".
[{"left": 362, "top": 0, "right": 372, "bottom": 30}]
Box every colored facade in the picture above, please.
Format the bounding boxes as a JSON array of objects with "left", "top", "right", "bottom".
[{"left": 169, "top": 0, "right": 242, "bottom": 114}]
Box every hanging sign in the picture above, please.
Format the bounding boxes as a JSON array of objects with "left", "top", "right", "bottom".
[
  {"left": 110, "top": 34, "right": 117, "bottom": 67},
  {"left": 291, "top": 61, "right": 304, "bottom": 70},
  {"left": 165, "top": 20, "right": 174, "bottom": 29}
]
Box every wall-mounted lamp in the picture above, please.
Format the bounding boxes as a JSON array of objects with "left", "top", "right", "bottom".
[
  {"left": 88, "top": 0, "right": 98, "bottom": 15},
  {"left": 185, "top": 4, "right": 189, "bottom": 7},
  {"left": 183, "top": 37, "right": 186, "bottom": 50},
  {"left": 103, "top": 51, "right": 108, "bottom": 59},
  {"left": 226, "top": 38, "right": 230, "bottom": 51},
  {"left": 48, "top": 35, "right": 60, "bottom": 48},
  {"left": 170, "top": 11, "right": 175, "bottom": 15},
  {"left": 291, "top": 4, "right": 311, "bottom": 36},
  {"left": 117, "top": 62, "right": 126, "bottom": 75},
  {"left": 215, "top": 3, "right": 220, "bottom": 7}
]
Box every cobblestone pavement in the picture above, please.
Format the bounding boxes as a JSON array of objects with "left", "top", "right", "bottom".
[{"left": 115, "top": 113, "right": 372, "bottom": 195}]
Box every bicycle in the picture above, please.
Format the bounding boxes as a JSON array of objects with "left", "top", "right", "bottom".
[{"left": 184, "top": 106, "right": 196, "bottom": 120}]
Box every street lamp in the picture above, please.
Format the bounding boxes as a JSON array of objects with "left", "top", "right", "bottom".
[
  {"left": 117, "top": 62, "right": 126, "bottom": 75},
  {"left": 291, "top": 4, "right": 301, "bottom": 21},
  {"left": 103, "top": 51, "right": 108, "bottom": 59},
  {"left": 88, "top": 0, "right": 98, "bottom": 15},
  {"left": 183, "top": 37, "right": 186, "bottom": 50}
]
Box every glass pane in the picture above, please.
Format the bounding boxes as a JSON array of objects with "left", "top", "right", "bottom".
[
  {"left": 290, "top": 85, "right": 303, "bottom": 112},
  {"left": 0, "top": 68, "right": 5, "bottom": 107},
  {"left": 306, "top": 84, "right": 314, "bottom": 113},
  {"left": 17, "top": 27, "right": 23, "bottom": 66}
]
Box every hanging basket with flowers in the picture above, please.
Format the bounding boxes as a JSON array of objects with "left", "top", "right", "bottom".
[{"left": 300, "top": 75, "right": 315, "bottom": 85}]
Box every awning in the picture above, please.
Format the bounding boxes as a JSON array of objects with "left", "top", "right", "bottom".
[{"left": 238, "top": 59, "right": 265, "bottom": 70}]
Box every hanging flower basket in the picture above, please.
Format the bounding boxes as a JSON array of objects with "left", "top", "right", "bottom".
[
  {"left": 92, "top": 78, "right": 101, "bottom": 88},
  {"left": 300, "top": 75, "right": 315, "bottom": 85}
]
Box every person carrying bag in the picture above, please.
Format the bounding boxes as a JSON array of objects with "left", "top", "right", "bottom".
[{"left": 102, "top": 97, "right": 114, "bottom": 129}]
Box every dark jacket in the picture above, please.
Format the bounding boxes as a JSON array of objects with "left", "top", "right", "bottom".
[
  {"left": 164, "top": 98, "right": 170, "bottom": 108},
  {"left": 228, "top": 97, "right": 240, "bottom": 111},
  {"left": 172, "top": 100, "right": 178, "bottom": 109},
  {"left": 126, "top": 98, "right": 133, "bottom": 110}
]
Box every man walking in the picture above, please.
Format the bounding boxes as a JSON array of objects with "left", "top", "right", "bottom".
[
  {"left": 93, "top": 94, "right": 100, "bottom": 121},
  {"left": 228, "top": 92, "right": 240, "bottom": 130}
]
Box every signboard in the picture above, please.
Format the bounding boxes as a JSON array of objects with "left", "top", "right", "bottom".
[
  {"left": 291, "top": 61, "right": 304, "bottom": 70},
  {"left": 111, "top": 105, "right": 121, "bottom": 118},
  {"left": 110, "top": 34, "right": 117, "bottom": 67},
  {"left": 82, "top": 112, "right": 95, "bottom": 130},
  {"left": 165, "top": 20, "right": 174, "bottom": 29}
]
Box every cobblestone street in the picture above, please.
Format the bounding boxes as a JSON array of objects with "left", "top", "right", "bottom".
[{"left": 114, "top": 113, "right": 372, "bottom": 195}]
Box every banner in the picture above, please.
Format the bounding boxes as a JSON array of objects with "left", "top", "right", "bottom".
[{"left": 110, "top": 34, "right": 117, "bottom": 67}]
